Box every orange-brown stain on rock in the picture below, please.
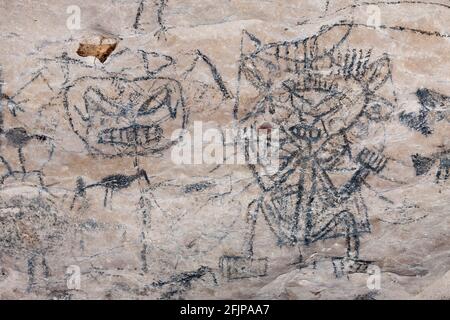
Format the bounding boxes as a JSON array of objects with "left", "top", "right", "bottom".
[{"left": 76, "top": 37, "right": 118, "bottom": 63}]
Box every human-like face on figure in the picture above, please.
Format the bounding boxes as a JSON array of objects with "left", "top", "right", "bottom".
[
  {"left": 271, "top": 72, "right": 365, "bottom": 133},
  {"left": 65, "top": 76, "right": 186, "bottom": 157},
  {"left": 238, "top": 25, "right": 394, "bottom": 139}
]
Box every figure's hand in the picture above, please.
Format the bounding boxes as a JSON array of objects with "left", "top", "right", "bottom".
[{"left": 356, "top": 147, "right": 387, "bottom": 173}]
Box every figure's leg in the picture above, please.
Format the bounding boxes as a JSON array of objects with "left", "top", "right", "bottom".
[
  {"left": 41, "top": 254, "right": 50, "bottom": 279},
  {"left": 242, "top": 198, "right": 261, "bottom": 257},
  {"left": 26, "top": 252, "right": 37, "bottom": 293},
  {"left": 70, "top": 194, "right": 78, "bottom": 210},
  {"left": 220, "top": 197, "right": 268, "bottom": 280},
  {"left": 0, "top": 156, "right": 13, "bottom": 186},
  {"left": 18, "top": 148, "right": 26, "bottom": 178},
  {"left": 0, "top": 173, "right": 8, "bottom": 186},
  {"left": 311, "top": 211, "right": 371, "bottom": 278},
  {"left": 436, "top": 167, "right": 442, "bottom": 182},
  {"left": 104, "top": 188, "right": 109, "bottom": 207},
  {"left": 292, "top": 243, "right": 307, "bottom": 268},
  {"left": 37, "top": 171, "right": 45, "bottom": 189},
  {"left": 27, "top": 170, "right": 48, "bottom": 192},
  {"left": 310, "top": 210, "right": 360, "bottom": 259},
  {"left": 342, "top": 212, "right": 360, "bottom": 259},
  {"left": 110, "top": 190, "right": 114, "bottom": 210}
]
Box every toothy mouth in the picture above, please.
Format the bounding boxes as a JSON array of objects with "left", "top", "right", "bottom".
[{"left": 97, "top": 124, "right": 162, "bottom": 147}]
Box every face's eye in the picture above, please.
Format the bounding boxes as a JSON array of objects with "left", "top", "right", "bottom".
[
  {"left": 288, "top": 124, "right": 321, "bottom": 141},
  {"left": 83, "top": 87, "right": 140, "bottom": 120},
  {"left": 278, "top": 79, "right": 343, "bottom": 117},
  {"left": 137, "top": 87, "right": 173, "bottom": 117}
]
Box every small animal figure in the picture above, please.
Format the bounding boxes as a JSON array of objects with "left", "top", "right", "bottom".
[
  {"left": 149, "top": 266, "right": 217, "bottom": 299},
  {"left": 411, "top": 149, "right": 449, "bottom": 183},
  {"left": 400, "top": 88, "right": 450, "bottom": 136},
  {"left": 71, "top": 168, "right": 150, "bottom": 208},
  {"left": 0, "top": 127, "right": 54, "bottom": 189}
]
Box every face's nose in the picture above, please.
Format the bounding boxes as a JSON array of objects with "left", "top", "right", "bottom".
[
  {"left": 136, "top": 86, "right": 173, "bottom": 118},
  {"left": 288, "top": 124, "right": 321, "bottom": 142}
]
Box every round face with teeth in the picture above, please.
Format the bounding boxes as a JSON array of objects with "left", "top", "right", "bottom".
[{"left": 64, "top": 76, "right": 187, "bottom": 157}]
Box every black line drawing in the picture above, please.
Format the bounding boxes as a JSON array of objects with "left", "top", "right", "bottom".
[
  {"left": 228, "top": 23, "right": 397, "bottom": 277},
  {"left": 0, "top": 195, "right": 67, "bottom": 293},
  {"left": 332, "top": 1, "right": 450, "bottom": 19},
  {"left": 436, "top": 151, "right": 450, "bottom": 182},
  {"left": 133, "top": 0, "right": 147, "bottom": 30},
  {"left": 62, "top": 46, "right": 232, "bottom": 159},
  {"left": 219, "top": 255, "right": 268, "bottom": 280},
  {"left": 400, "top": 88, "right": 450, "bottom": 135},
  {"left": 72, "top": 168, "right": 150, "bottom": 208},
  {"left": 61, "top": 48, "right": 188, "bottom": 275},
  {"left": 0, "top": 125, "right": 55, "bottom": 191},
  {"left": 411, "top": 149, "right": 450, "bottom": 183},
  {"left": 133, "top": 0, "right": 170, "bottom": 40},
  {"left": 0, "top": 65, "right": 56, "bottom": 192},
  {"left": 183, "top": 181, "right": 216, "bottom": 194},
  {"left": 154, "top": 0, "right": 169, "bottom": 40},
  {"left": 1, "top": 69, "right": 46, "bottom": 117},
  {"left": 378, "top": 200, "right": 427, "bottom": 225},
  {"left": 331, "top": 256, "right": 373, "bottom": 279},
  {"left": 61, "top": 47, "right": 230, "bottom": 277},
  {"left": 149, "top": 266, "right": 217, "bottom": 299},
  {"left": 64, "top": 76, "right": 186, "bottom": 158},
  {"left": 411, "top": 153, "right": 436, "bottom": 176},
  {"left": 400, "top": 88, "right": 450, "bottom": 183},
  {"left": 180, "top": 50, "right": 234, "bottom": 117},
  {"left": 194, "top": 50, "right": 233, "bottom": 100}
]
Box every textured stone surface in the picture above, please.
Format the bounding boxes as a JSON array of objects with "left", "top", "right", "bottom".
[{"left": 0, "top": 0, "right": 449, "bottom": 299}]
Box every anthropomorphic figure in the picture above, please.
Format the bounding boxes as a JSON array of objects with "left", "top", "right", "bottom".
[{"left": 227, "top": 25, "right": 396, "bottom": 276}]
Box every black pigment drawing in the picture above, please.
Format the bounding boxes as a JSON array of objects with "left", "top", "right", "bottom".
[
  {"left": 219, "top": 255, "right": 268, "bottom": 280},
  {"left": 72, "top": 168, "right": 150, "bottom": 208},
  {"left": 133, "top": 0, "right": 170, "bottom": 40},
  {"left": 149, "top": 266, "right": 217, "bottom": 299},
  {"left": 62, "top": 48, "right": 190, "bottom": 275},
  {"left": 0, "top": 67, "right": 56, "bottom": 193},
  {"left": 412, "top": 149, "right": 450, "bottom": 182},
  {"left": 400, "top": 88, "right": 450, "bottom": 136},
  {"left": 0, "top": 126, "right": 55, "bottom": 191},
  {"left": 2, "top": 0, "right": 450, "bottom": 298},
  {"left": 0, "top": 195, "right": 68, "bottom": 292},
  {"left": 400, "top": 87, "right": 450, "bottom": 182},
  {"left": 63, "top": 56, "right": 187, "bottom": 158},
  {"left": 61, "top": 47, "right": 231, "bottom": 278},
  {"left": 227, "top": 23, "right": 399, "bottom": 277}
]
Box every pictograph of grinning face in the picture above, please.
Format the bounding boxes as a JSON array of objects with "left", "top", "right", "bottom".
[{"left": 65, "top": 76, "right": 187, "bottom": 157}]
